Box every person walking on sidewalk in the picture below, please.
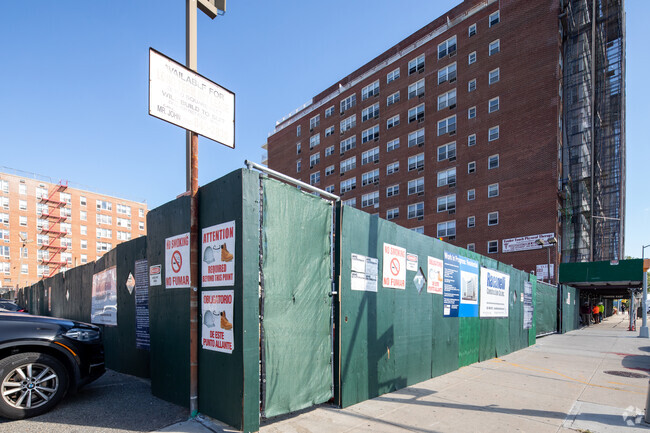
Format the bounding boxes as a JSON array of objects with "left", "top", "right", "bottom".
[
  {"left": 592, "top": 304, "right": 600, "bottom": 324},
  {"left": 598, "top": 302, "right": 604, "bottom": 322},
  {"left": 580, "top": 303, "right": 591, "bottom": 327}
]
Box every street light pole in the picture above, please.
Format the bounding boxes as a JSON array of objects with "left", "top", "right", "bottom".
[
  {"left": 640, "top": 245, "right": 650, "bottom": 338},
  {"left": 536, "top": 237, "right": 557, "bottom": 283}
]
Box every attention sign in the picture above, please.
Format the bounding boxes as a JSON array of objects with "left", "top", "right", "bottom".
[{"left": 149, "top": 48, "right": 235, "bottom": 148}]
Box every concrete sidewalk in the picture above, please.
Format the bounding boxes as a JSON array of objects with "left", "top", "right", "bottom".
[{"left": 162, "top": 313, "right": 650, "bottom": 433}]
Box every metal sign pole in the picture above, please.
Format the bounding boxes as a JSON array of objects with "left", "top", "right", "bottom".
[{"left": 186, "top": 0, "right": 199, "bottom": 416}]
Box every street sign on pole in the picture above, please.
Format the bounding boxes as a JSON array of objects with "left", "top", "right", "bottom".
[{"left": 149, "top": 48, "right": 235, "bottom": 149}]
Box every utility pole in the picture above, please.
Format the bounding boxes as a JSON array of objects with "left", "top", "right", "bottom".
[{"left": 185, "top": 0, "right": 225, "bottom": 416}]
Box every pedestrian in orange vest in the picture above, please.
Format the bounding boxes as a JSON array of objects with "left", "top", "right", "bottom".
[{"left": 592, "top": 305, "right": 600, "bottom": 324}]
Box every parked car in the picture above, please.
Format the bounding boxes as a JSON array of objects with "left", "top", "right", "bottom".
[
  {"left": 0, "top": 300, "right": 27, "bottom": 313},
  {"left": 0, "top": 312, "right": 105, "bottom": 419}
]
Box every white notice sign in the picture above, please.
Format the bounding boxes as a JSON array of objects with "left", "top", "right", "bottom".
[
  {"left": 202, "top": 221, "right": 235, "bottom": 287},
  {"left": 202, "top": 290, "right": 234, "bottom": 354},
  {"left": 165, "top": 233, "right": 191, "bottom": 288},
  {"left": 350, "top": 253, "right": 378, "bottom": 292},
  {"left": 382, "top": 243, "right": 406, "bottom": 289},
  {"left": 406, "top": 253, "right": 418, "bottom": 271},
  {"left": 149, "top": 48, "right": 235, "bottom": 148}
]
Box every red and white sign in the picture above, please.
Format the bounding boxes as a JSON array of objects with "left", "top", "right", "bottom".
[
  {"left": 202, "top": 290, "right": 234, "bottom": 354},
  {"left": 406, "top": 253, "right": 418, "bottom": 272},
  {"left": 427, "top": 256, "right": 444, "bottom": 295},
  {"left": 149, "top": 264, "right": 162, "bottom": 286},
  {"left": 165, "top": 233, "right": 190, "bottom": 288},
  {"left": 382, "top": 243, "right": 406, "bottom": 289},
  {"left": 201, "top": 221, "right": 235, "bottom": 287}
]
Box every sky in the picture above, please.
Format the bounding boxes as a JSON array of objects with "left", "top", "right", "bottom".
[{"left": 0, "top": 0, "right": 647, "bottom": 259}]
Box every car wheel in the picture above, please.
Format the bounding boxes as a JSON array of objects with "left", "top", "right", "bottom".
[{"left": 0, "top": 352, "right": 69, "bottom": 420}]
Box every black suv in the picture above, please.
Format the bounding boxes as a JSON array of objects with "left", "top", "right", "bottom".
[{"left": 0, "top": 312, "right": 105, "bottom": 419}]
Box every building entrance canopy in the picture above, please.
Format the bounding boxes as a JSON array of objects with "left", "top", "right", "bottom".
[{"left": 559, "top": 259, "right": 649, "bottom": 298}]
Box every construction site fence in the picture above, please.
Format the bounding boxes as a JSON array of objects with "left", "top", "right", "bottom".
[{"left": 16, "top": 168, "right": 586, "bottom": 432}]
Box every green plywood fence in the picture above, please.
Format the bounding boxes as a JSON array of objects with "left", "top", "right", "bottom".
[
  {"left": 147, "top": 195, "right": 191, "bottom": 407},
  {"left": 337, "top": 206, "right": 539, "bottom": 408},
  {"left": 560, "top": 285, "right": 580, "bottom": 333},
  {"left": 197, "top": 169, "right": 260, "bottom": 433},
  {"left": 261, "top": 178, "right": 333, "bottom": 418},
  {"left": 536, "top": 282, "right": 558, "bottom": 336}
]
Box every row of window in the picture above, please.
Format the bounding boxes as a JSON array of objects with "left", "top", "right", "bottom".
[
  {"left": 300, "top": 66, "right": 501, "bottom": 153},
  {"left": 297, "top": 8, "right": 501, "bottom": 141},
  {"left": 0, "top": 215, "right": 144, "bottom": 231}
]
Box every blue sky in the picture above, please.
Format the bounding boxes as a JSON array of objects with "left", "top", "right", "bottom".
[{"left": 0, "top": 1, "right": 647, "bottom": 258}]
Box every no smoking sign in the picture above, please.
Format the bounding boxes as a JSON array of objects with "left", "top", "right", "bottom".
[
  {"left": 382, "top": 243, "right": 406, "bottom": 290},
  {"left": 165, "top": 232, "right": 190, "bottom": 288}
]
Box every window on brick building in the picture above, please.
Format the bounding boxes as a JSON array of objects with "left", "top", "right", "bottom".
[
  {"left": 489, "top": 39, "right": 500, "bottom": 56},
  {"left": 438, "top": 63, "right": 457, "bottom": 84},
  {"left": 468, "top": 23, "right": 477, "bottom": 37},
  {"left": 489, "top": 11, "right": 500, "bottom": 27},
  {"left": 467, "top": 216, "right": 475, "bottom": 228},
  {"left": 488, "top": 183, "right": 499, "bottom": 198},
  {"left": 408, "top": 54, "right": 425, "bottom": 75},
  {"left": 489, "top": 97, "right": 500, "bottom": 113},
  {"left": 489, "top": 68, "right": 500, "bottom": 84},
  {"left": 468, "top": 51, "right": 476, "bottom": 65},
  {"left": 468, "top": 79, "right": 477, "bottom": 92},
  {"left": 437, "top": 220, "right": 456, "bottom": 237},
  {"left": 468, "top": 134, "right": 477, "bottom": 147},
  {"left": 489, "top": 154, "right": 500, "bottom": 169},
  {"left": 438, "top": 89, "right": 457, "bottom": 110},
  {"left": 437, "top": 36, "right": 457, "bottom": 59},
  {"left": 467, "top": 243, "right": 476, "bottom": 252},
  {"left": 488, "top": 240, "right": 498, "bottom": 254},
  {"left": 387, "top": 68, "right": 400, "bottom": 83},
  {"left": 468, "top": 161, "right": 476, "bottom": 174},
  {"left": 488, "top": 212, "right": 499, "bottom": 226}
]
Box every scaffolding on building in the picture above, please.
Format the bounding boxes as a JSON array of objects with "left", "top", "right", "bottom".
[{"left": 560, "top": 0, "right": 625, "bottom": 263}]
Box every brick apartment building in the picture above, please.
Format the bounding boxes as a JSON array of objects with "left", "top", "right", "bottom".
[
  {"left": 265, "top": 0, "right": 625, "bottom": 279},
  {"left": 0, "top": 169, "right": 148, "bottom": 291}
]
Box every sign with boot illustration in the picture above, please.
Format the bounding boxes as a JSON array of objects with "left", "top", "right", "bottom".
[
  {"left": 201, "top": 221, "right": 235, "bottom": 287},
  {"left": 201, "top": 289, "right": 234, "bottom": 353}
]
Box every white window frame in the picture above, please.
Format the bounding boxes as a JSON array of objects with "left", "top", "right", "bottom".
[
  {"left": 437, "top": 36, "right": 457, "bottom": 59},
  {"left": 488, "top": 126, "right": 500, "bottom": 141},
  {"left": 386, "top": 162, "right": 399, "bottom": 175},
  {"left": 310, "top": 172, "right": 321, "bottom": 186},
  {"left": 408, "top": 79, "right": 425, "bottom": 99},
  {"left": 408, "top": 104, "right": 425, "bottom": 123},
  {"left": 408, "top": 153, "right": 425, "bottom": 171},
  {"left": 387, "top": 115, "right": 400, "bottom": 129},
  {"left": 468, "top": 79, "right": 477, "bottom": 92},
  {"left": 408, "top": 129, "right": 425, "bottom": 147},
  {"left": 436, "top": 220, "right": 456, "bottom": 237},
  {"left": 467, "top": 216, "right": 475, "bottom": 228},
  {"left": 468, "top": 134, "right": 477, "bottom": 147},
  {"left": 361, "top": 125, "right": 380, "bottom": 144},
  {"left": 489, "top": 68, "right": 500, "bottom": 84},
  {"left": 468, "top": 51, "right": 477, "bottom": 65},
  {"left": 361, "top": 103, "right": 379, "bottom": 122},
  {"left": 386, "top": 184, "right": 399, "bottom": 197},
  {"left": 361, "top": 80, "right": 380, "bottom": 101},
  {"left": 386, "top": 208, "right": 399, "bottom": 220},
  {"left": 488, "top": 154, "right": 500, "bottom": 169},
  {"left": 437, "top": 167, "right": 457, "bottom": 187},
  {"left": 489, "top": 11, "right": 500, "bottom": 27},
  {"left": 467, "top": 189, "right": 476, "bottom": 201},
  {"left": 437, "top": 194, "right": 456, "bottom": 212},
  {"left": 387, "top": 138, "right": 400, "bottom": 152},
  {"left": 489, "top": 39, "right": 500, "bottom": 56},
  {"left": 468, "top": 106, "right": 476, "bottom": 119},
  {"left": 340, "top": 94, "right": 356, "bottom": 113},
  {"left": 387, "top": 68, "right": 400, "bottom": 83},
  {"left": 488, "top": 211, "right": 499, "bottom": 226},
  {"left": 488, "top": 183, "right": 500, "bottom": 198},
  {"left": 438, "top": 89, "right": 457, "bottom": 110},
  {"left": 489, "top": 97, "right": 500, "bottom": 113},
  {"left": 361, "top": 147, "right": 380, "bottom": 165},
  {"left": 438, "top": 63, "right": 457, "bottom": 84},
  {"left": 340, "top": 136, "right": 356, "bottom": 153},
  {"left": 325, "top": 126, "right": 335, "bottom": 137},
  {"left": 408, "top": 178, "right": 425, "bottom": 195},
  {"left": 387, "top": 91, "right": 400, "bottom": 106},
  {"left": 407, "top": 202, "right": 424, "bottom": 219},
  {"left": 468, "top": 23, "right": 477, "bottom": 37},
  {"left": 468, "top": 161, "right": 476, "bottom": 174},
  {"left": 437, "top": 142, "right": 456, "bottom": 161},
  {"left": 437, "top": 115, "right": 457, "bottom": 136},
  {"left": 408, "top": 54, "right": 425, "bottom": 75}
]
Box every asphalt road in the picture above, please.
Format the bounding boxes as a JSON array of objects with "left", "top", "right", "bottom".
[{"left": 0, "top": 370, "right": 189, "bottom": 433}]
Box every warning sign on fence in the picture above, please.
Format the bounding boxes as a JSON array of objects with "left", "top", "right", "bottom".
[
  {"left": 202, "top": 290, "right": 234, "bottom": 354},
  {"left": 201, "top": 221, "right": 235, "bottom": 287},
  {"left": 165, "top": 232, "right": 190, "bottom": 289},
  {"left": 382, "top": 243, "right": 406, "bottom": 289}
]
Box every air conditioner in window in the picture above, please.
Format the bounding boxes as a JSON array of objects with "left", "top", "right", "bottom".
[
  {"left": 374, "top": 180, "right": 379, "bottom": 185},
  {"left": 418, "top": 168, "right": 424, "bottom": 173},
  {"left": 449, "top": 77, "right": 457, "bottom": 83},
  {"left": 374, "top": 137, "right": 379, "bottom": 141},
  {"left": 418, "top": 143, "right": 424, "bottom": 147},
  {"left": 418, "top": 192, "right": 424, "bottom": 196},
  {"left": 449, "top": 104, "right": 456, "bottom": 109},
  {"left": 449, "top": 156, "right": 456, "bottom": 162},
  {"left": 448, "top": 210, "right": 456, "bottom": 215},
  {"left": 448, "top": 236, "right": 456, "bottom": 241},
  {"left": 419, "top": 93, "right": 425, "bottom": 99},
  {"left": 417, "top": 216, "right": 424, "bottom": 221},
  {"left": 448, "top": 182, "right": 456, "bottom": 188},
  {"left": 449, "top": 131, "right": 456, "bottom": 136}
]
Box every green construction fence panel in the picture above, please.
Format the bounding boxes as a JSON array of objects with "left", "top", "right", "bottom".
[
  {"left": 147, "top": 195, "right": 191, "bottom": 408},
  {"left": 536, "top": 282, "right": 558, "bottom": 336},
  {"left": 261, "top": 177, "right": 333, "bottom": 418},
  {"left": 197, "top": 169, "right": 260, "bottom": 433},
  {"left": 561, "top": 285, "right": 579, "bottom": 333}
]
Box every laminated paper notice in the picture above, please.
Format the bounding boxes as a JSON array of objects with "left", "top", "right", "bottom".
[
  {"left": 351, "top": 253, "right": 378, "bottom": 292},
  {"left": 202, "top": 290, "right": 234, "bottom": 354}
]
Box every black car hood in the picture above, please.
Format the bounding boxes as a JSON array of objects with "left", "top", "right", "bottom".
[{"left": 0, "top": 312, "right": 98, "bottom": 331}]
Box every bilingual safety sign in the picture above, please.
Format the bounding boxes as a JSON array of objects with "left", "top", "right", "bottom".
[
  {"left": 382, "top": 243, "right": 406, "bottom": 289},
  {"left": 202, "top": 290, "right": 234, "bottom": 354},
  {"left": 165, "top": 233, "right": 190, "bottom": 288},
  {"left": 201, "top": 221, "right": 235, "bottom": 287}
]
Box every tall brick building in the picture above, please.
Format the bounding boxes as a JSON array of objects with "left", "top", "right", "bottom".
[
  {"left": 264, "top": 0, "right": 625, "bottom": 280},
  {"left": 0, "top": 168, "right": 148, "bottom": 291}
]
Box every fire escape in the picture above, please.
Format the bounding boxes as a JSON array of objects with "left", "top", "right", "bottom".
[{"left": 39, "top": 181, "right": 69, "bottom": 278}]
